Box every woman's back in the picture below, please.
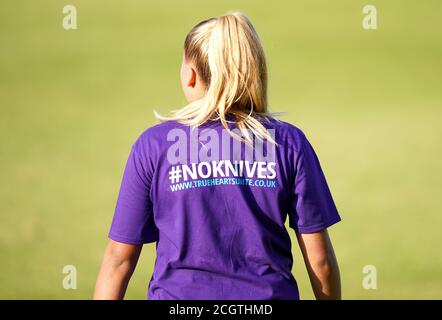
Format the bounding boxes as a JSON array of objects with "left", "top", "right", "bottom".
[{"left": 109, "top": 117, "right": 340, "bottom": 299}]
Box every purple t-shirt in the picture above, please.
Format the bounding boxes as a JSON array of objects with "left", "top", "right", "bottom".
[{"left": 108, "top": 117, "right": 341, "bottom": 300}]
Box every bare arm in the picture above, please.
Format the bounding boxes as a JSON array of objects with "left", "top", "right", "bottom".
[
  {"left": 93, "top": 239, "right": 142, "bottom": 300},
  {"left": 296, "top": 229, "right": 341, "bottom": 300}
]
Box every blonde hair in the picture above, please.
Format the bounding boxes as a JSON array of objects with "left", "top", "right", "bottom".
[{"left": 156, "top": 12, "right": 275, "bottom": 144}]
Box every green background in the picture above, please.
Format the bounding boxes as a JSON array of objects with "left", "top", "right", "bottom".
[{"left": 1, "top": 0, "right": 441, "bottom": 299}]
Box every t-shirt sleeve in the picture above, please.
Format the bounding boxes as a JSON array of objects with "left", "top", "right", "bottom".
[
  {"left": 108, "top": 137, "right": 158, "bottom": 244},
  {"left": 288, "top": 133, "right": 341, "bottom": 233}
]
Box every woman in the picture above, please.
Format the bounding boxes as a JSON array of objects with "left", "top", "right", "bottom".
[{"left": 94, "top": 12, "right": 341, "bottom": 300}]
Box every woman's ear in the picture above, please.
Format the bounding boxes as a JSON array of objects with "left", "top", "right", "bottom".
[
  {"left": 180, "top": 56, "right": 206, "bottom": 102},
  {"left": 187, "top": 67, "right": 197, "bottom": 88}
]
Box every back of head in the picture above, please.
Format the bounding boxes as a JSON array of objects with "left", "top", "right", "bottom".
[{"left": 157, "top": 12, "right": 274, "bottom": 143}]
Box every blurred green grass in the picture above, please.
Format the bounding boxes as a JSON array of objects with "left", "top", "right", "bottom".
[{"left": 0, "top": 0, "right": 441, "bottom": 299}]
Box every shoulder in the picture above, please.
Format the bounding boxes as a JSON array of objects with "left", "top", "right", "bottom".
[
  {"left": 137, "top": 120, "right": 185, "bottom": 142},
  {"left": 132, "top": 120, "right": 185, "bottom": 155},
  {"left": 264, "top": 117, "right": 308, "bottom": 151}
]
